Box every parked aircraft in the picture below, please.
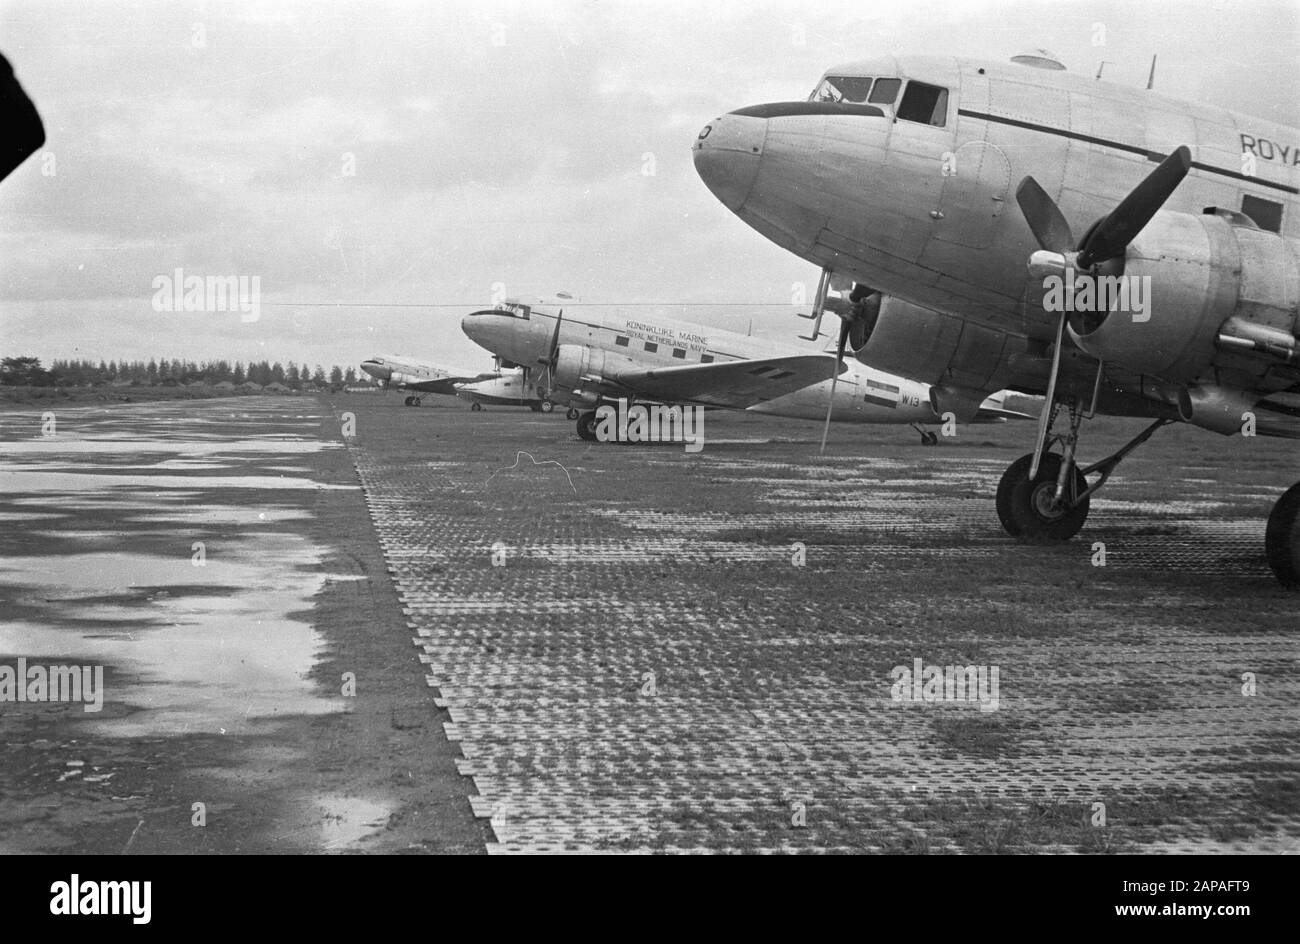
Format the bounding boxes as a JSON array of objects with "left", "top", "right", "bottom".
[
  {"left": 455, "top": 372, "right": 554, "bottom": 412},
  {"left": 693, "top": 50, "right": 1300, "bottom": 585},
  {"left": 359, "top": 355, "right": 497, "bottom": 407},
  {"left": 461, "top": 295, "right": 1030, "bottom": 444}
]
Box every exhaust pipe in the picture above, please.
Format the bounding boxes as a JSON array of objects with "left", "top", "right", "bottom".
[{"left": 1178, "top": 384, "right": 1259, "bottom": 435}]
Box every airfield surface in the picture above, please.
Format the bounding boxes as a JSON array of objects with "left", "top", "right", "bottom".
[{"left": 1, "top": 394, "right": 1296, "bottom": 853}]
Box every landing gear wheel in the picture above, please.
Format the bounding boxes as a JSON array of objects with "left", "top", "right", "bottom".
[
  {"left": 403, "top": 396, "right": 413, "bottom": 407},
  {"left": 539, "top": 400, "right": 555, "bottom": 413},
  {"left": 996, "top": 452, "right": 1090, "bottom": 543},
  {"left": 1265, "top": 481, "right": 1300, "bottom": 589},
  {"left": 576, "top": 410, "right": 599, "bottom": 442},
  {"left": 921, "top": 431, "right": 938, "bottom": 446},
  {"left": 470, "top": 402, "right": 482, "bottom": 412},
  {"left": 566, "top": 408, "right": 580, "bottom": 421}
]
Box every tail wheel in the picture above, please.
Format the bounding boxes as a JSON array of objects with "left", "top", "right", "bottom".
[
  {"left": 539, "top": 400, "right": 555, "bottom": 413},
  {"left": 996, "top": 452, "right": 1090, "bottom": 543},
  {"left": 470, "top": 402, "right": 482, "bottom": 412},
  {"left": 1265, "top": 481, "right": 1300, "bottom": 589},
  {"left": 566, "top": 408, "right": 580, "bottom": 421},
  {"left": 576, "top": 410, "right": 599, "bottom": 442}
]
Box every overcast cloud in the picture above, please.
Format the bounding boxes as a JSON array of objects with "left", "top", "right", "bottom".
[{"left": 1, "top": 0, "right": 1296, "bottom": 372}]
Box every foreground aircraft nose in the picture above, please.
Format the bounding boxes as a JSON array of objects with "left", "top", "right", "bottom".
[
  {"left": 460, "top": 309, "right": 500, "bottom": 348},
  {"left": 693, "top": 112, "right": 766, "bottom": 211},
  {"left": 359, "top": 360, "right": 390, "bottom": 382}
]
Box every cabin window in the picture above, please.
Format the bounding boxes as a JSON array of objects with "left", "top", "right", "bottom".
[
  {"left": 868, "top": 78, "right": 901, "bottom": 105},
  {"left": 672, "top": 348, "right": 687, "bottom": 359},
  {"left": 700, "top": 354, "right": 714, "bottom": 363},
  {"left": 615, "top": 335, "right": 630, "bottom": 347},
  {"left": 810, "top": 75, "right": 874, "bottom": 104},
  {"left": 644, "top": 341, "right": 658, "bottom": 353},
  {"left": 1242, "top": 195, "right": 1283, "bottom": 233},
  {"left": 897, "top": 81, "right": 948, "bottom": 127}
]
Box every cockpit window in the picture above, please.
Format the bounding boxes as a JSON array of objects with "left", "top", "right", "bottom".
[
  {"left": 497, "top": 302, "right": 531, "bottom": 319},
  {"left": 868, "top": 78, "right": 901, "bottom": 105},
  {"left": 897, "top": 81, "right": 949, "bottom": 127},
  {"left": 810, "top": 75, "right": 874, "bottom": 104}
]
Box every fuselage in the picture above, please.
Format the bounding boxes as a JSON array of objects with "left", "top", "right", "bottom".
[
  {"left": 359, "top": 355, "right": 496, "bottom": 394},
  {"left": 693, "top": 54, "right": 1299, "bottom": 348},
  {"left": 456, "top": 372, "right": 544, "bottom": 407},
  {"left": 462, "top": 297, "right": 951, "bottom": 423}
]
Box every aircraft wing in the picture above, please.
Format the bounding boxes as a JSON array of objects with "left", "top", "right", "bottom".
[
  {"left": 973, "top": 392, "right": 1039, "bottom": 423},
  {"left": 607, "top": 355, "right": 843, "bottom": 409}
]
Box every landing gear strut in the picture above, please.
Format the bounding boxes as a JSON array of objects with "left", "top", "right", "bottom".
[
  {"left": 910, "top": 423, "right": 938, "bottom": 446},
  {"left": 996, "top": 386, "right": 1169, "bottom": 543}
]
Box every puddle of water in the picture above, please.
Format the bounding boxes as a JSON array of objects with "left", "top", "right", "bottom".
[
  {"left": 0, "top": 542, "right": 336, "bottom": 737},
  {"left": 0, "top": 470, "right": 357, "bottom": 491},
  {"left": 318, "top": 795, "right": 392, "bottom": 851},
  {"left": 0, "top": 439, "right": 332, "bottom": 455}
]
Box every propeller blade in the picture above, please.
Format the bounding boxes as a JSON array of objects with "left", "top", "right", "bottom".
[
  {"left": 1015, "top": 177, "right": 1075, "bottom": 254},
  {"left": 819, "top": 317, "right": 851, "bottom": 455},
  {"left": 1077, "top": 145, "right": 1191, "bottom": 269},
  {"left": 550, "top": 309, "right": 564, "bottom": 361}
]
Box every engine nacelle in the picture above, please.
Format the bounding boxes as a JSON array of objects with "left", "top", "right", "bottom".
[
  {"left": 1063, "top": 211, "right": 1300, "bottom": 382},
  {"left": 852, "top": 295, "right": 1017, "bottom": 391},
  {"left": 553, "top": 344, "right": 607, "bottom": 391}
]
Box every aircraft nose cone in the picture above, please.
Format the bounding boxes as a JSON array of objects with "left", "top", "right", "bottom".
[
  {"left": 360, "top": 360, "right": 389, "bottom": 381},
  {"left": 693, "top": 113, "right": 765, "bottom": 211},
  {"left": 462, "top": 309, "right": 506, "bottom": 351}
]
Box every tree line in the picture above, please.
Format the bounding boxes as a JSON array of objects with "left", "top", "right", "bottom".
[{"left": 0, "top": 356, "right": 367, "bottom": 388}]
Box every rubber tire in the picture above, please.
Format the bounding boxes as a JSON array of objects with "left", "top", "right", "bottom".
[
  {"left": 403, "top": 396, "right": 413, "bottom": 407},
  {"left": 1265, "top": 481, "right": 1300, "bottom": 589},
  {"left": 540, "top": 400, "right": 555, "bottom": 413},
  {"left": 921, "top": 431, "right": 938, "bottom": 446},
  {"left": 576, "top": 410, "right": 599, "bottom": 442},
  {"left": 996, "top": 452, "right": 1090, "bottom": 543},
  {"left": 470, "top": 402, "right": 482, "bottom": 412}
]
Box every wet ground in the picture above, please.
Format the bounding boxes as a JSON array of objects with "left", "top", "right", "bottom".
[
  {"left": 0, "top": 398, "right": 485, "bottom": 853},
  {"left": 2, "top": 394, "right": 1296, "bottom": 853}
]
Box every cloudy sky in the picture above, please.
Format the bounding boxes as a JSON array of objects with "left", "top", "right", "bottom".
[{"left": 1, "top": 0, "right": 1296, "bottom": 373}]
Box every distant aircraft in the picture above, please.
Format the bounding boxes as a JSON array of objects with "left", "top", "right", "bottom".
[
  {"left": 693, "top": 50, "right": 1300, "bottom": 584},
  {"left": 359, "top": 355, "right": 498, "bottom": 407},
  {"left": 455, "top": 371, "right": 554, "bottom": 412},
  {"left": 461, "top": 295, "right": 1030, "bottom": 443}
]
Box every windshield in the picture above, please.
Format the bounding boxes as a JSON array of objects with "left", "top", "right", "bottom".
[
  {"left": 809, "top": 75, "right": 874, "bottom": 103},
  {"left": 496, "top": 302, "right": 531, "bottom": 319}
]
